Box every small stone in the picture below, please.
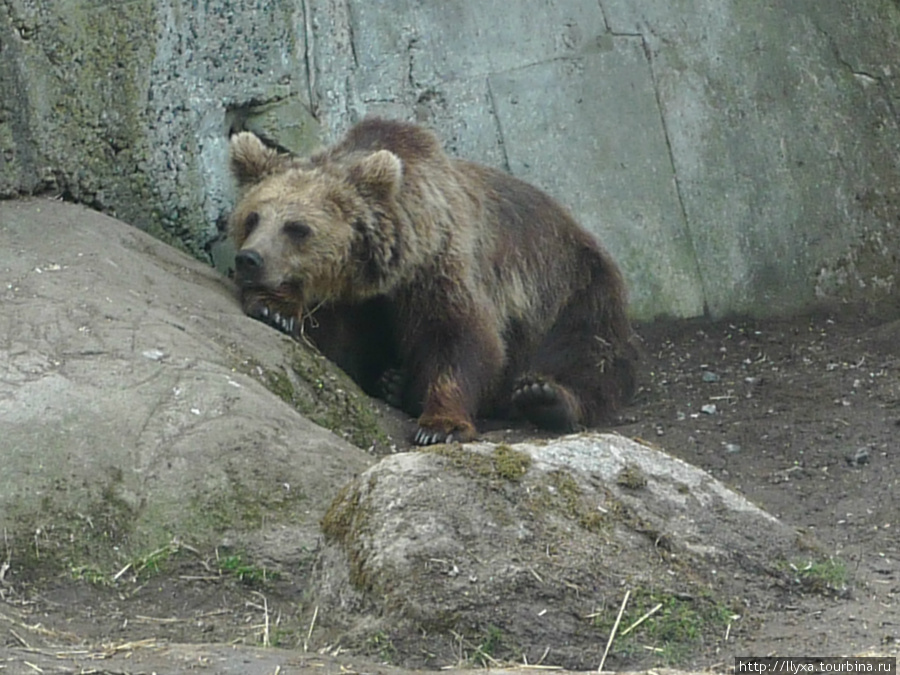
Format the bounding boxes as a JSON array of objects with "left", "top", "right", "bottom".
[
  {"left": 701, "top": 404, "right": 717, "bottom": 415},
  {"left": 702, "top": 371, "right": 720, "bottom": 383},
  {"left": 845, "top": 447, "right": 869, "bottom": 467},
  {"left": 723, "top": 443, "right": 741, "bottom": 454}
]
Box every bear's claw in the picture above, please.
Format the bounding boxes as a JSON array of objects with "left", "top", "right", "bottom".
[
  {"left": 511, "top": 381, "right": 558, "bottom": 405},
  {"left": 414, "top": 427, "right": 455, "bottom": 446}
]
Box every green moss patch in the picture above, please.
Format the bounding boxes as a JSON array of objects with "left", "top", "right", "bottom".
[
  {"left": 231, "top": 342, "right": 389, "bottom": 450},
  {"left": 423, "top": 443, "right": 532, "bottom": 482},
  {"left": 534, "top": 469, "right": 616, "bottom": 533},
  {"left": 778, "top": 557, "right": 849, "bottom": 595},
  {"left": 320, "top": 481, "right": 376, "bottom": 592},
  {"left": 593, "top": 588, "right": 735, "bottom": 664},
  {"left": 217, "top": 553, "right": 279, "bottom": 585},
  {"left": 616, "top": 463, "right": 648, "bottom": 489}
]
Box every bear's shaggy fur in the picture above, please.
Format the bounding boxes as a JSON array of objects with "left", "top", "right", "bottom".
[{"left": 229, "top": 118, "right": 637, "bottom": 445}]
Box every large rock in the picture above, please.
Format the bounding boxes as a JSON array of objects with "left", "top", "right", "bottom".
[
  {"left": 0, "top": 198, "right": 387, "bottom": 573},
  {"left": 310, "top": 434, "right": 820, "bottom": 670}
]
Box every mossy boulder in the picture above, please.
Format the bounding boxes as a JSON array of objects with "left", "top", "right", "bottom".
[
  {"left": 309, "top": 435, "right": 831, "bottom": 670},
  {"left": 0, "top": 199, "right": 389, "bottom": 577}
]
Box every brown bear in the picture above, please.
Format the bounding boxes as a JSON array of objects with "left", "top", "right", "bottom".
[{"left": 229, "top": 118, "right": 637, "bottom": 445}]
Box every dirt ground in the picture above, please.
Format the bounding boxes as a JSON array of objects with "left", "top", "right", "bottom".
[
  {"left": 1, "top": 306, "right": 898, "bottom": 671},
  {"left": 620, "top": 307, "right": 900, "bottom": 658}
]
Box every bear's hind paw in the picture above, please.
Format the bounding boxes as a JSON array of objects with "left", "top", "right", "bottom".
[
  {"left": 376, "top": 367, "right": 405, "bottom": 409},
  {"left": 512, "top": 376, "right": 582, "bottom": 433}
]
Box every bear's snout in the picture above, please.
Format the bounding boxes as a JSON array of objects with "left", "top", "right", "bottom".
[{"left": 235, "top": 249, "right": 264, "bottom": 285}]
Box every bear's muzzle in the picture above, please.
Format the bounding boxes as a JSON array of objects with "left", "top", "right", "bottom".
[{"left": 234, "top": 248, "right": 264, "bottom": 287}]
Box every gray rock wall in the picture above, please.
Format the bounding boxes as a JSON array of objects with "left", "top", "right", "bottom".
[
  {"left": 0, "top": 0, "right": 317, "bottom": 255},
  {"left": 2, "top": 0, "right": 898, "bottom": 319}
]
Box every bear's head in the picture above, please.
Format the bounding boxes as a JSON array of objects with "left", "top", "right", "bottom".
[{"left": 228, "top": 131, "right": 404, "bottom": 311}]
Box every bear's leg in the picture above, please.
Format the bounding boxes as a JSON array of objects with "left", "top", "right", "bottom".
[
  {"left": 514, "top": 288, "right": 636, "bottom": 431},
  {"left": 414, "top": 371, "right": 478, "bottom": 445},
  {"left": 403, "top": 313, "right": 505, "bottom": 445},
  {"left": 313, "top": 298, "right": 400, "bottom": 397},
  {"left": 240, "top": 291, "right": 401, "bottom": 398}
]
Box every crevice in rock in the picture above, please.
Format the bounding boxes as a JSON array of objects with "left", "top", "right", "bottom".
[
  {"left": 485, "top": 77, "right": 512, "bottom": 174},
  {"left": 628, "top": 30, "right": 710, "bottom": 317},
  {"left": 300, "top": 0, "right": 318, "bottom": 118}
]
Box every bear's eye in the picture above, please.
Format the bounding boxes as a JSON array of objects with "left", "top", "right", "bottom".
[
  {"left": 244, "top": 212, "right": 260, "bottom": 235},
  {"left": 284, "top": 220, "right": 312, "bottom": 242}
]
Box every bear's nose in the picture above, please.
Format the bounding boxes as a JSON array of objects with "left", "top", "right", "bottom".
[{"left": 235, "top": 249, "right": 263, "bottom": 281}]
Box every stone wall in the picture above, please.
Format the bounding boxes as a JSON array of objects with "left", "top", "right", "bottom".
[{"left": 2, "top": 0, "right": 898, "bottom": 319}]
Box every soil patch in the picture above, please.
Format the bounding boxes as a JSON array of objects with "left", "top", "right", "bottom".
[{"left": 619, "top": 308, "right": 900, "bottom": 657}]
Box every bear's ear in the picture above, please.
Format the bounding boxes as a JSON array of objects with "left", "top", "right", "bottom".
[
  {"left": 350, "top": 149, "right": 403, "bottom": 200},
  {"left": 230, "top": 132, "right": 283, "bottom": 186}
]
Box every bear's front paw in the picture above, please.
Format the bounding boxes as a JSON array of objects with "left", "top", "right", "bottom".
[
  {"left": 413, "top": 416, "right": 477, "bottom": 446},
  {"left": 247, "top": 303, "right": 299, "bottom": 338}
]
